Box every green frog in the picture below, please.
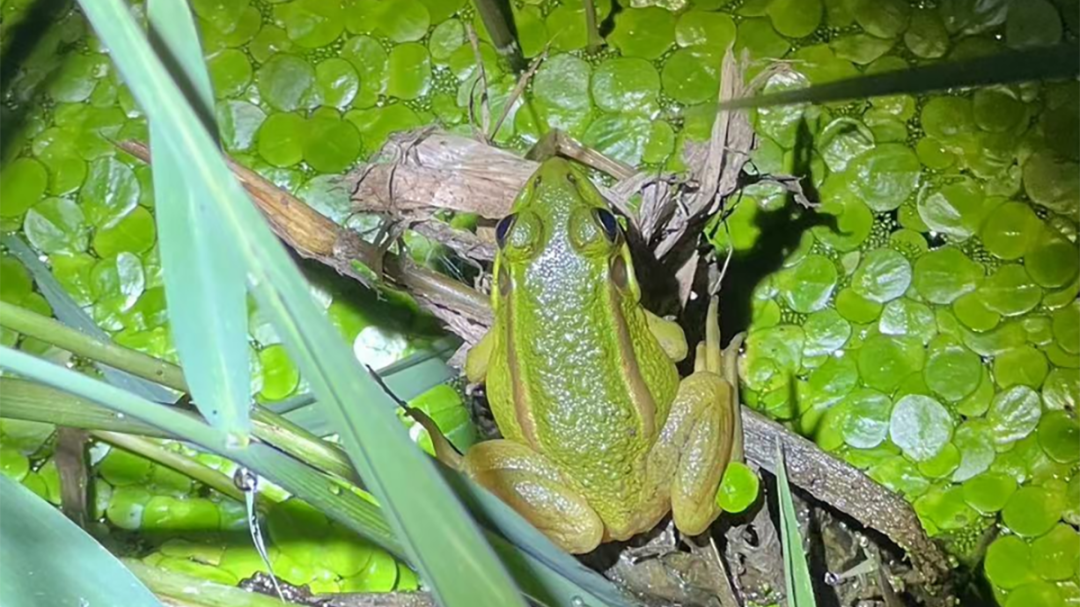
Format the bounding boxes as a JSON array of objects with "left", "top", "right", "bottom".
[{"left": 460, "top": 158, "right": 740, "bottom": 554}]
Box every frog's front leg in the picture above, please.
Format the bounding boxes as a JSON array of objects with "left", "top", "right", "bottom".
[
  {"left": 644, "top": 297, "right": 737, "bottom": 536},
  {"left": 462, "top": 439, "right": 605, "bottom": 553}
]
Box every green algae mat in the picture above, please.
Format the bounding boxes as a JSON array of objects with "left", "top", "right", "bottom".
[{"left": 0, "top": 0, "right": 1078, "bottom": 605}]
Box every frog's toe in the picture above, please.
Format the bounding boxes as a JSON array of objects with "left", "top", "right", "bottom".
[{"left": 462, "top": 439, "right": 604, "bottom": 553}]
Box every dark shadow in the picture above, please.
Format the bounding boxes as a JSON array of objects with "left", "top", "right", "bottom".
[
  {"left": 0, "top": 0, "right": 68, "bottom": 162},
  {"left": 790, "top": 118, "right": 821, "bottom": 204},
  {"left": 696, "top": 195, "right": 835, "bottom": 350}
]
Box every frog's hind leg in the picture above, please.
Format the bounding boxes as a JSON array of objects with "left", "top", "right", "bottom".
[
  {"left": 646, "top": 296, "right": 736, "bottom": 536},
  {"left": 462, "top": 439, "right": 604, "bottom": 554}
]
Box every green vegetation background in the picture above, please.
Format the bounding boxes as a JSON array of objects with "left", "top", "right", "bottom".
[{"left": 0, "top": 0, "right": 1077, "bottom": 604}]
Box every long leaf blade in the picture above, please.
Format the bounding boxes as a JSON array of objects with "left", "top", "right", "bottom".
[
  {"left": 0, "top": 474, "right": 164, "bottom": 607},
  {"left": 721, "top": 42, "right": 1079, "bottom": 110},
  {"left": 145, "top": 0, "right": 251, "bottom": 440},
  {"left": 776, "top": 442, "right": 818, "bottom": 607},
  {"left": 0, "top": 346, "right": 401, "bottom": 556},
  {"left": 73, "top": 4, "right": 525, "bottom": 605}
]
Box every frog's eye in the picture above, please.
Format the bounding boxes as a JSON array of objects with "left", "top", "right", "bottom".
[
  {"left": 593, "top": 208, "right": 620, "bottom": 242},
  {"left": 495, "top": 214, "right": 517, "bottom": 248}
]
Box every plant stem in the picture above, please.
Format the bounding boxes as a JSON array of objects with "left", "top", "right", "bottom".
[
  {"left": 583, "top": 0, "right": 602, "bottom": 52},
  {"left": 93, "top": 430, "right": 253, "bottom": 505},
  {"left": 0, "top": 301, "right": 185, "bottom": 389},
  {"left": 471, "top": 0, "right": 526, "bottom": 72},
  {"left": 122, "top": 559, "right": 295, "bottom": 607},
  {"left": 0, "top": 302, "right": 359, "bottom": 485}
]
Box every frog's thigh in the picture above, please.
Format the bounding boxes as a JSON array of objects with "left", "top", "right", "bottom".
[
  {"left": 462, "top": 439, "right": 604, "bottom": 553},
  {"left": 464, "top": 329, "right": 494, "bottom": 383},
  {"left": 650, "top": 372, "right": 735, "bottom": 536}
]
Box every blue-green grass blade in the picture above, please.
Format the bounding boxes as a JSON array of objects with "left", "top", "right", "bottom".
[
  {"left": 268, "top": 341, "right": 458, "bottom": 434},
  {"left": 776, "top": 442, "right": 818, "bottom": 607},
  {"left": 73, "top": 4, "right": 525, "bottom": 605},
  {"left": 0, "top": 346, "right": 401, "bottom": 555},
  {"left": 0, "top": 234, "right": 178, "bottom": 403},
  {"left": 145, "top": 0, "right": 250, "bottom": 440},
  {"left": 0, "top": 474, "right": 164, "bottom": 607},
  {"left": 721, "top": 42, "right": 1079, "bottom": 110}
]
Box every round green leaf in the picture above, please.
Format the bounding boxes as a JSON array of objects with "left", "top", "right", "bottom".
[
  {"left": 609, "top": 7, "right": 675, "bottom": 60},
  {"left": 675, "top": 11, "right": 736, "bottom": 48},
  {"left": 93, "top": 205, "right": 156, "bottom": 257},
  {"left": 1041, "top": 368, "right": 1079, "bottom": 412},
  {"left": 994, "top": 345, "right": 1049, "bottom": 389},
  {"left": 23, "top": 197, "right": 88, "bottom": 254},
  {"left": 1002, "top": 485, "right": 1064, "bottom": 537},
  {"left": 1032, "top": 524, "right": 1080, "bottom": 581},
  {"left": 962, "top": 471, "right": 1017, "bottom": 514},
  {"left": 890, "top": 394, "right": 953, "bottom": 462},
  {"left": 802, "top": 309, "right": 851, "bottom": 357},
  {"left": 1036, "top": 411, "right": 1079, "bottom": 464},
  {"left": 1026, "top": 227, "right": 1080, "bottom": 288},
  {"left": 302, "top": 115, "right": 361, "bottom": 174},
  {"left": 716, "top": 462, "right": 759, "bottom": 513},
  {"left": 977, "top": 264, "right": 1042, "bottom": 317},
  {"left": 1023, "top": 150, "right": 1079, "bottom": 217},
  {"left": 836, "top": 287, "right": 883, "bottom": 323},
  {"left": 661, "top": 47, "right": 722, "bottom": 105},
  {"left": 532, "top": 54, "right": 592, "bottom": 136},
  {"left": 848, "top": 144, "right": 921, "bottom": 212},
  {"left": 257, "top": 54, "right": 317, "bottom": 112},
  {"left": 988, "top": 385, "right": 1043, "bottom": 447},
  {"left": 386, "top": 43, "right": 431, "bottom": 100},
  {"left": 912, "top": 246, "right": 982, "bottom": 304},
  {"left": 766, "top": 0, "right": 822, "bottom": 38},
  {"left": 839, "top": 388, "right": 892, "bottom": 449},
  {"left": 924, "top": 340, "right": 981, "bottom": 402},
  {"left": 858, "top": 334, "right": 925, "bottom": 393},
  {"left": 776, "top": 254, "right": 838, "bottom": 313},
  {"left": 879, "top": 298, "right": 936, "bottom": 344},
  {"left": 852, "top": 248, "right": 912, "bottom": 304},
  {"left": 257, "top": 112, "right": 306, "bottom": 168},
  {"left": 315, "top": 58, "right": 359, "bottom": 109},
  {"left": 985, "top": 535, "right": 1037, "bottom": 589},
  {"left": 590, "top": 58, "right": 660, "bottom": 116},
  {"left": 80, "top": 157, "right": 140, "bottom": 229},
  {"left": 953, "top": 291, "right": 1000, "bottom": 332},
  {"left": 916, "top": 177, "right": 989, "bottom": 240},
  {"left": 208, "top": 48, "right": 252, "bottom": 99},
  {"left": 1, "top": 158, "right": 49, "bottom": 219},
  {"left": 1052, "top": 302, "right": 1079, "bottom": 355},
  {"left": 854, "top": 0, "right": 909, "bottom": 37}
]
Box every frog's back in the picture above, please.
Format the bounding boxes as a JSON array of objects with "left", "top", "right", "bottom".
[{"left": 487, "top": 174, "right": 680, "bottom": 534}]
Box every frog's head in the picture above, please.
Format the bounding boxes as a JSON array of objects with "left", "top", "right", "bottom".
[{"left": 490, "top": 158, "right": 641, "bottom": 312}]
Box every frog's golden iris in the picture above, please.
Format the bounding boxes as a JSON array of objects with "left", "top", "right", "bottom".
[{"left": 461, "top": 158, "right": 738, "bottom": 553}]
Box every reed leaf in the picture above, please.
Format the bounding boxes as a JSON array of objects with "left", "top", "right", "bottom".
[
  {"left": 0, "top": 474, "right": 163, "bottom": 607},
  {"left": 720, "top": 42, "right": 1079, "bottom": 110},
  {"left": 146, "top": 0, "right": 251, "bottom": 441},
  {"left": 72, "top": 2, "right": 524, "bottom": 604}
]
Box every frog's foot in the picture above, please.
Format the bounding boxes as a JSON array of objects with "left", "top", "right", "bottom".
[{"left": 462, "top": 439, "right": 604, "bottom": 554}]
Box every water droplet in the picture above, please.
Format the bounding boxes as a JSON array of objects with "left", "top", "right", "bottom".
[
  {"left": 115, "top": 413, "right": 125, "bottom": 419},
  {"left": 329, "top": 484, "right": 342, "bottom": 495},
  {"left": 570, "top": 596, "right": 588, "bottom": 607}
]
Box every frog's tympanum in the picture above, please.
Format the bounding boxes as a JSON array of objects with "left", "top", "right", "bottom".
[{"left": 463, "top": 158, "right": 738, "bottom": 553}]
